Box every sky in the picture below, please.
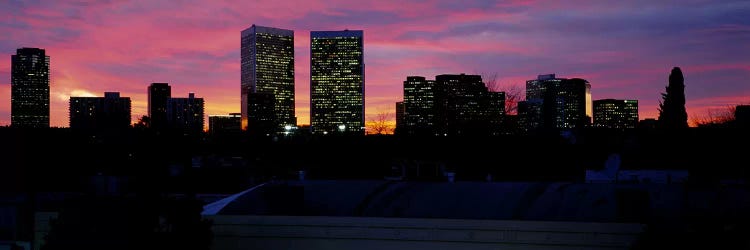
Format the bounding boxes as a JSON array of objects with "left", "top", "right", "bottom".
[{"left": 1, "top": 0, "right": 749, "bottom": 128}]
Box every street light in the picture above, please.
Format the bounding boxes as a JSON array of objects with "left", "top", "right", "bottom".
[{"left": 338, "top": 124, "right": 346, "bottom": 132}]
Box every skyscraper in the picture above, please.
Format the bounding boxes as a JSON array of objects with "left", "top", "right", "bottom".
[
  {"left": 148, "top": 82, "right": 171, "bottom": 129},
  {"left": 241, "top": 24, "right": 295, "bottom": 132},
  {"left": 310, "top": 30, "right": 365, "bottom": 134},
  {"left": 400, "top": 74, "right": 505, "bottom": 136},
  {"left": 69, "top": 92, "right": 131, "bottom": 130},
  {"left": 593, "top": 99, "right": 638, "bottom": 129},
  {"left": 402, "top": 76, "right": 436, "bottom": 135},
  {"left": 395, "top": 101, "right": 405, "bottom": 134},
  {"left": 167, "top": 93, "right": 205, "bottom": 134},
  {"left": 520, "top": 74, "right": 588, "bottom": 130},
  {"left": 11, "top": 47, "right": 50, "bottom": 128}
]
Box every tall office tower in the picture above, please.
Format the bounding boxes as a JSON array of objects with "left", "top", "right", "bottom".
[
  {"left": 395, "top": 101, "right": 405, "bottom": 135},
  {"left": 434, "top": 74, "right": 504, "bottom": 136},
  {"left": 401, "top": 74, "right": 505, "bottom": 136},
  {"left": 402, "top": 76, "right": 436, "bottom": 135},
  {"left": 246, "top": 92, "right": 276, "bottom": 135},
  {"left": 11, "top": 47, "right": 50, "bottom": 128},
  {"left": 69, "top": 92, "right": 131, "bottom": 130},
  {"left": 736, "top": 105, "right": 750, "bottom": 128},
  {"left": 167, "top": 93, "right": 205, "bottom": 133},
  {"left": 521, "top": 74, "right": 588, "bottom": 130},
  {"left": 310, "top": 30, "right": 365, "bottom": 134},
  {"left": 241, "top": 24, "right": 295, "bottom": 132},
  {"left": 148, "top": 82, "right": 171, "bottom": 129},
  {"left": 593, "top": 99, "right": 639, "bottom": 129}
]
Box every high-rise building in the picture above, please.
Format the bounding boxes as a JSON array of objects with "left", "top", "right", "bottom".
[
  {"left": 402, "top": 76, "right": 436, "bottom": 135},
  {"left": 520, "top": 74, "right": 588, "bottom": 130},
  {"left": 246, "top": 92, "right": 276, "bottom": 135},
  {"left": 735, "top": 105, "right": 750, "bottom": 128},
  {"left": 593, "top": 99, "right": 638, "bottom": 129},
  {"left": 400, "top": 74, "right": 505, "bottom": 136},
  {"left": 11, "top": 47, "right": 50, "bottom": 128},
  {"left": 209, "top": 113, "right": 242, "bottom": 135},
  {"left": 241, "top": 24, "right": 295, "bottom": 132},
  {"left": 167, "top": 93, "right": 205, "bottom": 133},
  {"left": 148, "top": 83, "right": 171, "bottom": 129},
  {"left": 69, "top": 92, "right": 131, "bottom": 130},
  {"left": 310, "top": 30, "right": 365, "bottom": 135},
  {"left": 435, "top": 74, "right": 504, "bottom": 136},
  {"left": 395, "top": 101, "right": 405, "bottom": 134}
]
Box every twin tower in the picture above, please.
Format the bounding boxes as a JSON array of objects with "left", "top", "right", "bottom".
[{"left": 241, "top": 24, "right": 364, "bottom": 135}]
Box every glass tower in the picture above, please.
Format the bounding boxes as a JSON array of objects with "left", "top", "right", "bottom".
[
  {"left": 11, "top": 47, "right": 50, "bottom": 128},
  {"left": 310, "top": 30, "right": 365, "bottom": 134},
  {"left": 241, "top": 24, "right": 295, "bottom": 132}
]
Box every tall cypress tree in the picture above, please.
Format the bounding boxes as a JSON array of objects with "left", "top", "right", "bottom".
[{"left": 658, "top": 67, "right": 688, "bottom": 128}]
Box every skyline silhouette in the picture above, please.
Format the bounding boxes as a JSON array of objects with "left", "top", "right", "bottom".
[{"left": 1, "top": 1, "right": 749, "bottom": 129}]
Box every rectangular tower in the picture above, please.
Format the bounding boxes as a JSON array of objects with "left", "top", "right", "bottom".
[
  {"left": 69, "top": 92, "right": 131, "bottom": 130},
  {"left": 11, "top": 47, "right": 50, "bottom": 128},
  {"left": 241, "top": 24, "right": 295, "bottom": 132},
  {"left": 167, "top": 93, "right": 205, "bottom": 133},
  {"left": 148, "top": 82, "right": 171, "bottom": 129},
  {"left": 310, "top": 30, "right": 365, "bottom": 134}
]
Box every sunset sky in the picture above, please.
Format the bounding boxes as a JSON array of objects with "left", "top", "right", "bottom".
[{"left": 1, "top": 0, "right": 749, "bottom": 128}]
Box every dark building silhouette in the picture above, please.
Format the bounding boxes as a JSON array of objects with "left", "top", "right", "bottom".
[
  {"left": 69, "top": 92, "right": 131, "bottom": 130},
  {"left": 310, "top": 30, "right": 365, "bottom": 135},
  {"left": 167, "top": 93, "right": 205, "bottom": 133},
  {"left": 395, "top": 101, "right": 404, "bottom": 134},
  {"left": 241, "top": 25, "right": 296, "bottom": 132},
  {"left": 400, "top": 74, "right": 505, "bottom": 136},
  {"left": 247, "top": 92, "right": 276, "bottom": 135},
  {"left": 11, "top": 47, "right": 50, "bottom": 128},
  {"left": 520, "top": 74, "right": 589, "bottom": 131},
  {"left": 435, "top": 74, "right": 505, "bottom": 136},
  {"left": 402, "top": 76, "right": 436, "bottom": 135},
  {"left": 593, "top": 99, "right": 639, "bottom": 129},
  {"left": 658, "top": 67, "right": 688, "bottom": 128},
  {"left": 638, "top": 118, "right": 658, "bottom": 129},
  {"left": 209, "top": 113, "right": 241, "bottom": 135},
  {"left": 148, "top": 83, "right": 171, "bottom": 129},
  {"left": 736, "top": 105, "right": 750, "bottom": 128}
]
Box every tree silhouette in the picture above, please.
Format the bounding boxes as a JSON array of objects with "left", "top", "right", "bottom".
[
  {"left": 481, "top": 72, "right": 522, "bottom": 115},
  {"left": 658, "top": 67, "right": 688, "bottom": 128},
  {"left": 366, "top": 111, "right": 394, "bottom": 135},
  {"left": 691, "top": 105, "right": 736, "bottom": 127},
  {"left": 134, "top": 115, "right": 150, "bottom": 129}
]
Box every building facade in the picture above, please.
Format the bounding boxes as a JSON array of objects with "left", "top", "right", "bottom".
[
  {"left": 167, "top": 93, "right": 205, "bottom": 133},
  {"left": 241, "top": 25, "right": 295, "bottom": 132},
  {"left": 402, "top": 76, "right": 436, "bottom": 135},
  {"left": 593, "top": 99, "right": 639, "bottom": 129},
  {"left": 395, "top": 101, "right": 405, "bottom": 134},
  {"left": 69, "top": 92, "right": 131, "bottom": 130},
  {"left": 148, "top": 83, "right": 171, "bottom": 129},
  {"left": 209, "top": 113, "right": 242, "bottom": 135},
  {"left": 400, "top": 74, "right": 505, "bottom": 136},
  {"left": 521, "top": 74, "right": 588, "bottom": 131},
  {"left": 11, "top": 47, "right": 50, "bottom": 128},
  {"left": 310, "top": 30, "right": 365, "bottom": 135},
  {"left": 246, "top": 92, "right": 276, "bottom": 136}
]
